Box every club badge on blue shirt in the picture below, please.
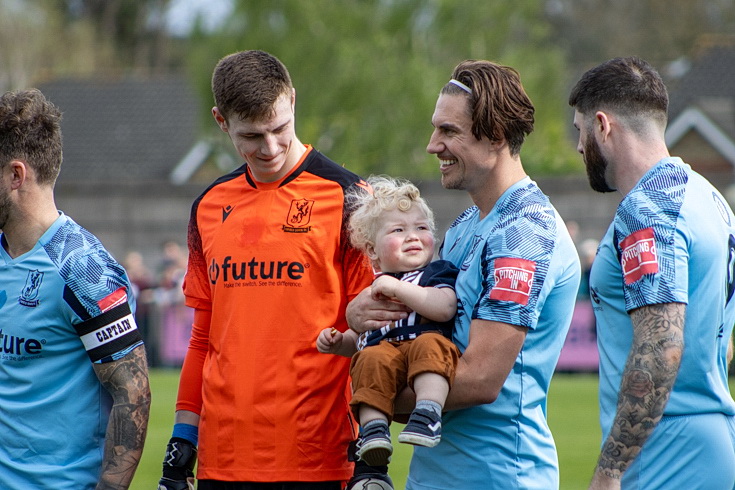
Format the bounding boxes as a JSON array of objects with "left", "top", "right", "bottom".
[{"left": 19, "top": 270, "right": 43, "bottom": 307}]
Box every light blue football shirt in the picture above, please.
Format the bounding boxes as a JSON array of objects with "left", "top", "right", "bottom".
[
  {"left": 590, "top": 157, "right": 735, "bottom": 444},
  {"left": 407, "top": 178, "right": 581, "bottom": 489},
  {"left": 0, "top": 213, "right": 142, "bottom": 489}
]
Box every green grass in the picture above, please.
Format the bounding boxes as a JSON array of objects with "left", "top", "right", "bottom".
[
  {"left": 131, "top": 371, "right": 733, "bottom": 489},
  {"left": 133, "top": 368, "right": 181, "bottom": 489}
]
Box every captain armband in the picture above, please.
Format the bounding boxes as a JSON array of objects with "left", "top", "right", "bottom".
[{"left": 74, "top": 302, "right": 143, "bottom": 362}]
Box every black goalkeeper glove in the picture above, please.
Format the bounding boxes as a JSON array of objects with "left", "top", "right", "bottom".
[{"left": 158, "top": 437, "right": 197, "bottom": 490}]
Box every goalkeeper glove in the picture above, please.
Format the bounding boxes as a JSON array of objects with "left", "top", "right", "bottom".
[{"left": 158, "top": 437, "right": 197, "bottom": 490}]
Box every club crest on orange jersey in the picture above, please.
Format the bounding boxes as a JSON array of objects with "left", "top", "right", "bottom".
[
  {"left": 284, "top": 198, "right": 314, "bottom": 233},
  {"left": 620, "top": 227, "right": 658, "bottom": 285}
]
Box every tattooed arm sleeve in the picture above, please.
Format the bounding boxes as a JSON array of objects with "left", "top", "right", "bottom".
[
  {"left": 591, "top": 302, "right": 685, "bottom": 487},
  {"left": 93, "top": 345, "right": 152, "bottom": 489}
]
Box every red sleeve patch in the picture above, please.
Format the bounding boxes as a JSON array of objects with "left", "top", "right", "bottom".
[
  {"left": 98, "top": 287, "right": 128, "bottom": 312},
  {"left": 489, "top": 257, "right": 536, "bottom": 305},
  {"left": 620, "top": 227, "right": 659, "bottom": 285}
]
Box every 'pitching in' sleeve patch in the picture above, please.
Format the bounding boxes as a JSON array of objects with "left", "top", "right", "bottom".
[
  {"left": 74, "top": 302, "right": 142, "bottom": 362},
  {"left": 489, "top": 257, "right": 536, "bottom": 306},
  {"left": 619, "top": 227, "right": 659, "bottom": 285}
]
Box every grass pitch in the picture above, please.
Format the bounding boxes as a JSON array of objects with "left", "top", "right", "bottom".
[{"left": 130, "top": 370, "right": 732, "bottom": 489}]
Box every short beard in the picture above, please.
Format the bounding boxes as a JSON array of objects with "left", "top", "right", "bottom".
[
  {"left": 440, "top": 173, "right": 465, "bottom": 191},
  {"left": 0, "top": 191, "right": 10, "bottom": 230},
  {"left": 584, "top": 131, "right": 615, "bottom": 193}
]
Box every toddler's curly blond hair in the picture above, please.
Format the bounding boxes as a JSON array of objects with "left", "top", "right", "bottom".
[{"left": 348, "top": 175, "right": 436, "bottom": 254}]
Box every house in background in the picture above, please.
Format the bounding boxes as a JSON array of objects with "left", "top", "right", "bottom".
[
  {"left": 44, "top": 76, "right": 199, "bottom": 185},
  {"left": 666, "top": 36, "right": 735, "bottom": 181},
  {"left": 38, "top": 75, "right": 228, "bottom": 366},
  {"left": 39, "top": 75, "right": 212, "bottom": 263}
]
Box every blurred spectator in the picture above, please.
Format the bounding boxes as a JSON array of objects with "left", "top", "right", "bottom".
[
  {"left": 124, "top": 250, "right": 156, "bottom": 363},
  {"left": 565, "top": 219, "right": 580, "bottom": 245},
  {"left": 153, "top": 240, "right": 192, "bottom": 367},
  {"left": 157, "top": 240, "right": 188, "bottom": 284},
  {"left": 556, "top": 238, "right": 600, "bottom": 372},
  {"left": 577, "top": 238, "right": 598, "bottom": 300},
  {"left": 125, "top": 250, "right": 155, "bottom": 294}
]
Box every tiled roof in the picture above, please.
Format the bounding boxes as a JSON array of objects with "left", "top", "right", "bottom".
[
  {"left": 38, "top": 75, "right": 201, "bottom": 184},
  {"left": 668, "top": 41, "right": 735, "bottom": 127}
]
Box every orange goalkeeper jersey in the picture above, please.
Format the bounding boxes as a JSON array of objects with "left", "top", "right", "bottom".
[{"left": 177, "top": 146, "right": 373, "bottom": 482}]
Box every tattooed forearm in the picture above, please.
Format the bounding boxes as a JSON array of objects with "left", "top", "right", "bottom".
[
  {"left": 595, "top": 302, "right": 685, "bottom": 481},
  {"left": 93, "top": 345, "right": 152, "bottom": 489}
]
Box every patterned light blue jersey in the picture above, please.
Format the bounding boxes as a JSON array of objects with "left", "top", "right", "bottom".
[
  {"left": 0, "top": 213, "right": 142, "bottom": 489},
  {"left": 590, "top": 157, "right": 735, "bottom": 444},
  {"left": 407, "top": 178, "right": 581, "bottom": 490}
]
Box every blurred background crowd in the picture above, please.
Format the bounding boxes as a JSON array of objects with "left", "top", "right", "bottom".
[{"left": 123, "top": 240, "right": 192, "bottom": 367}]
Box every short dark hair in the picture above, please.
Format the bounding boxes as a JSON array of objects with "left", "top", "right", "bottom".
[
  {"left": 442, "top": 59, "right": 535, "bottom": 156},
  {"left": 0, "top": 88, "right": 63, "bottom": 186},
  {"left": 211, "top": 50, "right": 293, "bottom": 122},
  {"left": 568, "top": 57, "right": 668, "bottom": 125}
]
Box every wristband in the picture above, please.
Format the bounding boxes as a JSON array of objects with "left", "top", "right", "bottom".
[{"left": 172, "top": 423, "right": 199, "bottom": 446}]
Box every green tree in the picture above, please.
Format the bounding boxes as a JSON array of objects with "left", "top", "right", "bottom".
[
  {"left": 55, "top": 0, "right": 176, "bottom": 70},
  {"left": 183, "top": 0, "right": 581, "bottom": 179},
  {"left": 0, "top": 0, "right": 182, "bottom": 91},
  {"left": 0, "top": 0, "right": 105, "bottom": 90}
]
